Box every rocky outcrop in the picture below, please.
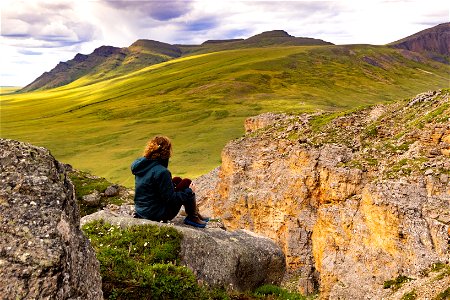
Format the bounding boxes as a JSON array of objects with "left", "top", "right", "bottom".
[
  {"left": 0, "top": 139, "right": 103, "bottom": 299},
  {"left": 81, "top": 208, "right": 286, "bottom": 292},
  {"left": 195, "top": 90, "right": 450, "bottom": 298},
  {"left": 390, "top": 22, "right": 450, "bottom": 63}
]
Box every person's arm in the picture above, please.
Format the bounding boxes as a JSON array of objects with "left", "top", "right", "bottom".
[{"left": 158, "top": 169, "right": 194, "bottom": 203}]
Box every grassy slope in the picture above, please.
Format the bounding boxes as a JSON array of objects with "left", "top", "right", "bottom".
[{"left": 1, "top": 44, "right": 448, "bottom": 187}]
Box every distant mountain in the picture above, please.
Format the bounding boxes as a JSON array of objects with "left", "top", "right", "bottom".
[
  {"left": 20, "top": 30, "right": 332, "bottom": 92},
  {"left": 20, "top": 41, "right": 182, "bottom": 92},
  {"left": 242, "top": 30, "right": 332, "bottom": 46},
  {"left": 389, "top": 22, "right": 450, "bottom": 63},
  {"left": 179, "top": 30, "right": 333, "bottom": 55},
  {"left": 20, "top": 23, "right": 449, "bottom": 92}
]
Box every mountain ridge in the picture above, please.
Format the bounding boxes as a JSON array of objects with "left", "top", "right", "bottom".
[
  {"left": 19, "top": 30, "right": 333, "bottom": 92},
  {"left": 20, "top": 24, "right": 448, "bottom": 93},
  {"left": 390, "top": 22, "right": 450, "bottom": 63}
]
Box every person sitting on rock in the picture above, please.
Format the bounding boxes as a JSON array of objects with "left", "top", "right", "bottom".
[{"left": 131, "top": 135, "right": 208, "bottom": 228}]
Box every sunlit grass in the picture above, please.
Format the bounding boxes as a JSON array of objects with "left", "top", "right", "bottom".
[
  {"left": 1, "top": 45, "right": 448, "bottom": 187},
  {"left": 0, "top": 86, "right": 22, "bottom": 94}
]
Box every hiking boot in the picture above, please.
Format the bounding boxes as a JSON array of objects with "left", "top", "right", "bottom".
[
  {"left": 197, "top": 211, "right": 210, "bottom": 222},
  {"left": 184, "top": 216, "right": 206, "bottom": 228},
  {"left": 183, "top": 197, "right": 207, "bottom": 228}
]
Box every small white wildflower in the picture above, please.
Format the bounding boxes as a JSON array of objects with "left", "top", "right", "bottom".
[
  {"left": 133, "top": 247, "right": 136, "bottom": 251},
  {"left": 99, "top": 244, "right": 103, "bottom": 247},
  {"left": 144, "top": 242, "right": 148, "bottom": 247}
]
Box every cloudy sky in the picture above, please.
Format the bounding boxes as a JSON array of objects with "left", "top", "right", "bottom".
[{"left": 1, "top": 0, "right": 447, "bottom": 87}]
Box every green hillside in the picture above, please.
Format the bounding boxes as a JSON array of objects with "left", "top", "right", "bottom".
[{"left": 1, "top": 44, "right": 448, "bottom": 187}]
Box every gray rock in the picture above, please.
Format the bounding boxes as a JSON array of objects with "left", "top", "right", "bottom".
[
  {"left": 82, "top": 190, "right": 101, "bottom": 206},
  {"left": 0, "top": 139, "right": 103, "bottom": 299},
  {"left": 104, "top": 184, "right": 119, "bottom": 197},
  {"left": 424, "top": 168, "right": 434, "bottom": 175},
  {"left": 81, "top": 210, "right": 286, "bottom": 292}
]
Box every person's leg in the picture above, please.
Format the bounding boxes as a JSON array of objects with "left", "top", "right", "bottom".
[
  {"left": 183, "top": 196, "right": 206, "bottom": 228},
  {"left": 162, "top": 201, "right": 183, "bottom": 222}
]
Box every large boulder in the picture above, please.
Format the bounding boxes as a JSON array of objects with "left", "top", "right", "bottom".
[
  {"left": 81, "top": 209, "right": 286, "bottom": 292},
  {"left": 0, "top": 139, "right": 103, "bottom": 299}
]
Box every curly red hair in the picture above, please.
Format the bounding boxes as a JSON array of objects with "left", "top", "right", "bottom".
[{"left": 143, "top": 135, "right": 172, "bottom": 159}]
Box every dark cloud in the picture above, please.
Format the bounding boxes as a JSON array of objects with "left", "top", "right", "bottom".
[
  {"left": 103, "top": 0, "right": 193, "bottom": 21},
  {"left": 183, "top": 17, "right": 218, "bottom": 31},
  {"left": 18, "top": 49, "right": 42, "bottom": 55}
]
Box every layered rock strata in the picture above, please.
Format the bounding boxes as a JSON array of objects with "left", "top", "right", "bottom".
[{"left": 195, "top": 90, "right": 450, "bottom": 298}]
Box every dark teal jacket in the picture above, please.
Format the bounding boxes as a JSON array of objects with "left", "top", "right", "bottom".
[{"left": 131, "top": 157, "right": 193, "bottom": 221}]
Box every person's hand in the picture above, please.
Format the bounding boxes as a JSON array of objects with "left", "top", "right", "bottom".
[{"left": 190, "top": 182, "right": 196, "bottom": 193}]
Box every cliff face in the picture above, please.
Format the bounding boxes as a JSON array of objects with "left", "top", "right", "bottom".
[
  {"left": 390, "top": 22, "right": 450, "bottom": 63},
  {"left": 195, "top": 90, "right": 449, "bottom": 298}
]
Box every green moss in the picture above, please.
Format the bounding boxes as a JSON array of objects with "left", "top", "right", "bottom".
[
  {"left": 396, "top": 141, "right": 413, "bottom": 151},
  {"left": 423, "top": 103, "right": 450, "bottom": 124},
  {"left": 82, "top": 220, "right": 207, "bottom": 300},
  {"left": 434, "top": 265, "right": 450, "bottom": 281},
  {"left": 434, "top": 287, "right": 450, "bottom": 300},
  {"left": 69, "top": 170, "right": 111, "bottom": 199},
  {"left": 383, "top": 275, "right": 413, "bottom": 291},
  {"left": 387, "top": 158, "right": 411, "bottom": 178},
  {"left": 253, "top": 284, "right": 307, "bottom": 300},
  {"left": 365, "top": 157, "right": 379, "bottom": 166},
  {"left": 364, "top": 124, "right": 379, "bottom": 138},
  {"left": 69, "top": 170, "right": 128, "bottom": 217},
  {"left": 310, "top": 112, "right": 343, "bottom": 132},
  {"left": 401, "top": 290, "right": 417, "bottom": 300},
  {"left": 430, "top": 263, "right": 448, "bottom": 273}
]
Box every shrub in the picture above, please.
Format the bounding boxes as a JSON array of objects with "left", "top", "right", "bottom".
[
  {"left": 434, "top": 287, "right": 450, "bottom": 300},
  {"left": 401, "top": 290, "right": 416, "bottom": 300},
  {"left": 253, "top": 284, "right": 307, "bottom": 300},
  {"left": 82, "top": 220, "right": 205, "bottom": 299},
  {"left": 383, "top": 275, "right": 413, "bottom": 291}
]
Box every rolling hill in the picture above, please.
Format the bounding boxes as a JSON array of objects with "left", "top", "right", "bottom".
[
  {"left": 20, "top": 30, "right": 331, "bottom": 92},
  {"left": 1, "top": 25, "right": 449, "bottom": 187},
  {"left": 20, "top": 40, "right": 183, "bottom": 92}
]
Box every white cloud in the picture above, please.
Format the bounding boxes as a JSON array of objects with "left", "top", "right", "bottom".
[{"left": 1, "top": 0, "right": 448, "bottom": 86}]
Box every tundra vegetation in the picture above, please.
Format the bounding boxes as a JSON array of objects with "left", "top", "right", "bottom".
[{"left": 1, "top": 44, "right": 448, "bottom": 186}]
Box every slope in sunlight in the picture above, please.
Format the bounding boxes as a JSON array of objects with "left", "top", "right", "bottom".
[
  {"left": 19, "top": 30, "right": 332, "bottom": 93},
  {"left": 2, "top": 42, "right": 448, "bottom": 187}
]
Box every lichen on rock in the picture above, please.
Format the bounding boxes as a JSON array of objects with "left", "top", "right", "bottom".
[{"left": 0, "top": 139, "right": 103, "bottom": 299}]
